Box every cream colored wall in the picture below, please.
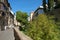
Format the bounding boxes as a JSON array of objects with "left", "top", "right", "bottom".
[
  {"left": 14, "top": 16, "right": 21, "bottom": 26},
  {"left": 30, "top": 12, "right": 34, "bottom": 21}
]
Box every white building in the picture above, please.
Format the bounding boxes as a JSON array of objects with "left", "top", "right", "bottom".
[
  {"left": 14, "top": 15, "right": 21, "bottom": 27},
  {"left": 30, "top": 11, "right": 34, "bottom": 21}
]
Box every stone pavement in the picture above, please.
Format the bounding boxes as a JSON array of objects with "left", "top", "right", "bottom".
[{"left": 0, "top": 28, "right": 15, "bottom": 40}]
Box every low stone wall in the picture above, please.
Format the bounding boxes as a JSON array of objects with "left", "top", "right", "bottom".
[{"left": 13, "top": 27, "right": 33, "bottom": 40}]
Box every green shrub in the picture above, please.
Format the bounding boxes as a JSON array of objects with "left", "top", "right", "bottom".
[{"left": 24, "top": 14, "right": 60, "bottom": 40}]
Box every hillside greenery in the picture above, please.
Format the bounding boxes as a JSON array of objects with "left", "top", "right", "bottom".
[{"left": 24, "top": 14, "right": 60, "bottom": 40}]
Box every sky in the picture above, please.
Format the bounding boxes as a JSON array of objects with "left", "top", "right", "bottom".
[{"left": 8, "top": 0, "right": 42, "bottom": 15}]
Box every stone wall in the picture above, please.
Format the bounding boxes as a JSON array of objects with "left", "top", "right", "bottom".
[{"left": 14, "top": 27, "right": 33, "bottom": 40}]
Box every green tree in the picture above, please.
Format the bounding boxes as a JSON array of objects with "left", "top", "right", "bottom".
[
  {"left": 48, "top": 0, "right": 54, "bottom": 11},
  {"left": 16, "top": 11, "right": 28, "bottom": 26},
  {"left": 24, "top": 14, "right": 60, "bottom": 40},
  {"left": 43, "top": 0, "right": 47, "bottom": 12},
  {"left": 43, "top": 0, "right": 54, "bottom": 12},
  {"left": 56, "top": 0, "right": 60, "bottom": 8}
]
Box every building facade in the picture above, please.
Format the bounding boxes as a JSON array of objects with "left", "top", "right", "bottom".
[
  {"left": 0, "top": 0, "right": 14, "bottom": 31},
  {"left": 29, "top": 11, "right": 34, "bottom": 21},
  {"left": 14, "top": 15, "right": 21, "bottom": 27},
  {"left": 31, "top": 6, "right": 44, "bottom": 21}
]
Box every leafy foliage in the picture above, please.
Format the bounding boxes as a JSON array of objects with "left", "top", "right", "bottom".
[
  {"left": 24, "top": 14, "right": 60, "bottom": 40},
  {"left": 48, "top": 0, "right": 54, "bottom": 11},
  {"left": 43, "top": 0, "right": 47, "bottom": 12},
  {"left": 16, "top": 11, "right": 28, "bottom": 26},
  {"left": 56, "top": 0, "right": 60, "bottom": 8}
]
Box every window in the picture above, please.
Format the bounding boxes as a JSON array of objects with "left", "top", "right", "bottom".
[
  {"left": 38, "top": 9, "right": 44, "bottom": 14},
  {"left": 2, "top": 12, "right": 5, "bottom": 16},
  {"left": 0, "top": 4, "right": 4, "bottom": 10}
]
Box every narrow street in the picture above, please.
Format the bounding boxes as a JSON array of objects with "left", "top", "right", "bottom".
[{"left": 0, "top": 28, "right": 15, "bottom": 40}]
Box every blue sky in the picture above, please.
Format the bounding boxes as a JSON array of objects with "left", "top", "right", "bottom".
[{"left": 8, "top": 0, "right": 42, "bottom": 15}]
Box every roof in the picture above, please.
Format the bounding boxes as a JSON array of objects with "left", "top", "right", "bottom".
[
  {"left": 9, "top": 8, "right": 14, "bottom": 15},
  {"left": 34, "top": 6, "right": 44, "bottom": 13},
  {"left": 39, "top": 6, "right": 44, "bottom": 8},
  {"left": 10, "top": 10, "right": 14, "bottom": 15}
]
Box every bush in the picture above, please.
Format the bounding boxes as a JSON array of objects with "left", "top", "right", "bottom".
[{"left": 24, "top": 14, "right": 60, "bottom": 40}]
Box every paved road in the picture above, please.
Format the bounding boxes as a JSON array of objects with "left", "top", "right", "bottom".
[{"left": 0, "top": 28, "right": 15, "bottom": 40}]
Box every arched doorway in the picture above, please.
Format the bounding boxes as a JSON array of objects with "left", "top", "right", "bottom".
[{"left": 0, "top": 11, "right": 6, "bottom": 31}]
